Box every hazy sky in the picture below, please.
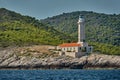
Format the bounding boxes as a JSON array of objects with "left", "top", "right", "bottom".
[{"left": 0, "top": 0, "right": 120, "bottom": 19}]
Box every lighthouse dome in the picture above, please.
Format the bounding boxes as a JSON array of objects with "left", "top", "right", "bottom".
[{"left": 79, "top": 16, "right": 85, "bottom": 22}]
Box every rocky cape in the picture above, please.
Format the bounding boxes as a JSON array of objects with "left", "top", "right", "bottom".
[{"left": 0, "top": 46, "right": 120, "bottom": 69}]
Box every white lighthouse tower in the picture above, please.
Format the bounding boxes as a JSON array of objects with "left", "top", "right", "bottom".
[{"left": 77, "top": 15, "right": 85, "bottom": 45}]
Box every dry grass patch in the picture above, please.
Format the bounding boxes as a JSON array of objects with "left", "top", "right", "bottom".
[{"left": 14, "top": 45, "right": 58, "bottom": 58}]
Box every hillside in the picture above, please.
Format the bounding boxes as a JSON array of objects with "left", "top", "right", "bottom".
[
  {"left": 41, "top": 11, "right": 120, "bottom": 55},
  {"left": 41, "top": 11, "right": 120, "bottom": 46},
  {"left": 0, "top": 8, "right": 119, "bottom": 55},
  {"left": 0, "top": 8, "right": 71, "bottom": 47}
]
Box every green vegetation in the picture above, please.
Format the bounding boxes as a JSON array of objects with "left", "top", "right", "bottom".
[
  {"left": 0, "top": 8, "right": 71, "bottom": 47},
  {"left": 41, "top": 11, "right": 120, "bottom": 46},
  {"left": 41, "top": 11, "right": 120, "bottom": 55},
  {"left": 89, "top": 42, "right": 120, "bottom": 55}
]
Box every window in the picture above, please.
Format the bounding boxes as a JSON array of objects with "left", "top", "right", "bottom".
[
  {"left": 74, "top": 47, "right": 75, "bottom": 50},
  {"left": 79, "top": 47, "right": 81, "bottom": 50},
  {"left": 89, "top": 47, "right": 91, "bottom": 50},
  {"left": 81, "top": 47, "right": 86, "bottom": 52}
]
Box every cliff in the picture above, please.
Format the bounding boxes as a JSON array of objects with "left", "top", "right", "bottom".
[{"left": 0, "top": 46, "right": 120, "bottom": 69}]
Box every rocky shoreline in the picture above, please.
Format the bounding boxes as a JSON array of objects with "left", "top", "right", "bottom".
[{"left": 0, "top": 46, "right": 120, "bottom": 69}]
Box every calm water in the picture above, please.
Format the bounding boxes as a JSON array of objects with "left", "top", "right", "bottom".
[{"left": 0, "top": 69, "right": 120, "bottom": 80}]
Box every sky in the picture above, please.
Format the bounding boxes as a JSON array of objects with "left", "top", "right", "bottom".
[{"left": 0, "top": 0, "right": 120, "bottom": 19}]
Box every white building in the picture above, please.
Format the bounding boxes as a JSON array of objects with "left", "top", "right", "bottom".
[{"left": 57, "top": 16, "right": 93, "bottom": 58}]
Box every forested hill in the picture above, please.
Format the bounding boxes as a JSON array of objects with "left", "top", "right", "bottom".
[
  {"left": 41, "top": 11, "right": 120, "bottom": 46},
  {"left": 0, "top": 8, "right": 119, "bottom": 55},
  {"left": 0, "top": 8, "right": 71, "bottom": 47}
]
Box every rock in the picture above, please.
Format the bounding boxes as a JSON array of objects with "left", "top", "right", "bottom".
[
  {"left": 0, "top": 47, "right": 120, "bottom": 69},
  {"left": 86, "top": 54, "right": 120, "bottom": 68}
]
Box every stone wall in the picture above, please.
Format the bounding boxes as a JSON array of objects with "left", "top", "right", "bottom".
[
  {"left": 65, "top": 52, "right": 76, "bottom": 58},
  {"left": 76, "top": 52, "right": 86, "bottom": 58}
]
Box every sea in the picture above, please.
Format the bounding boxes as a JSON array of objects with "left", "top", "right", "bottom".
[{"left": 0, "top": 69, "right": 120, "bottom": 80}]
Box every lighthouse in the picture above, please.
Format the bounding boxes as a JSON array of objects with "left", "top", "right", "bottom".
[
  {"left": 77, "top": 15, "right": 85, "bottom": 44},
  {"left": 57, "top": 15, "right": 93, "bottom": 58}
]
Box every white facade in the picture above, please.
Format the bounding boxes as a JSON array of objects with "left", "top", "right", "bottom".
[
  {"left": 61, "top": 46, "right": 78, "bottom": 52},
  {"left": 59, "top": 45, "right": 93, "bottom": 58}
]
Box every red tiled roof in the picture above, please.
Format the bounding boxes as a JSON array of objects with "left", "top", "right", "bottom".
[{"left": 59, "top": 43, "right": 81, "bottom": 47}]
